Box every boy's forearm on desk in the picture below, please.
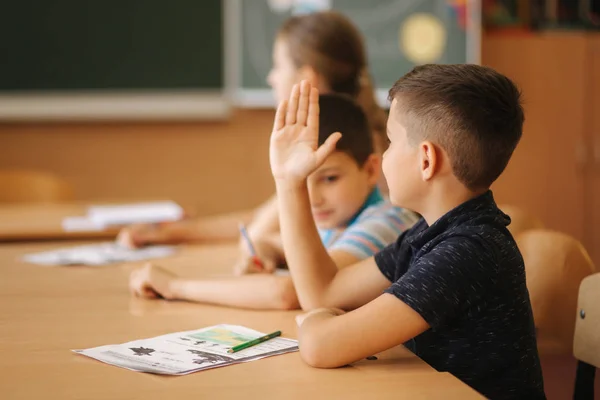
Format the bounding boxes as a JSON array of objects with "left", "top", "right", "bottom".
[
  {"left": 170, "top": 275, "right": 299, "bottom": 310},
  {"left": 298, "top": 294, "right": 430, "bottom": 369},
  {"left": 276, "top": 181, "right": 338, "bottom": 309}
]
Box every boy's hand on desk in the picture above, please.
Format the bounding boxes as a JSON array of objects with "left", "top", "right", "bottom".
[
  {"left": 129, "top": 263, "right": 177, "bottom": 300},
  {"left": 296, "top": 307, "right": 346, "bottom": 328},
  {"left": 270, "top": 81, "right": 341, "bottom": 183}
]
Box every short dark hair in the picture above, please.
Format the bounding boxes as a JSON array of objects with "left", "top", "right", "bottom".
[
  {"left": 318, "top": 93, "right": 373, "bottom": 166},
  {"left": 388, "top": 64, "right": 524, "bottom": 190}
]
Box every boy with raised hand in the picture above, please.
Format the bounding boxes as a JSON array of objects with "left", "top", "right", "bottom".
[{"left": 272, "top": 69, "right": 545, "bottom": 399}]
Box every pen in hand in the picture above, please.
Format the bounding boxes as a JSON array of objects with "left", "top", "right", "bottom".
[{"left": 238, "top": 223, "right": 265, "bottom": 271}]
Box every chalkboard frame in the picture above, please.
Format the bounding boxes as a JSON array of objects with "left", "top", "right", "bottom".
[
  {"left": 0, "top": 1, "right": 232, "bottom": 122},
  {"left": 226, "top": 0, "right": 481, "bottom": 109}
]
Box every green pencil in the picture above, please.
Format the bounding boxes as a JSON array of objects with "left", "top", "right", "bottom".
[{"left": 227, "top": 330, "right": 282, "bottom": 353}]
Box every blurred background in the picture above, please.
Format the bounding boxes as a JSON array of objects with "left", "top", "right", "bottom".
[{"left": 0, "top": 0, "right": 598, "bottom": 267}]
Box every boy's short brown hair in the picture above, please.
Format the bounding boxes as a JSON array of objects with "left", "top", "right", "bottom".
[
  {"left": 388, "top": 64, "right": 524, "bottom": 190},
  {"left": 318, "top": 94, "right": 373, "bottom": 166}
]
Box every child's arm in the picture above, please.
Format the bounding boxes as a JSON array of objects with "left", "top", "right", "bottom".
[
  {"left": 296, "top": 233, "right": 499, "bottom": 369},
  {"left": 130, "top": 263, "right": 299, "bottom": 310},
  {"left": 245, "top": 195, "right": 280, "bottom": 238},
  {"left": 270, "top": 82, "right": 391, "bottom": 310},
  {"left": 296, "top": 294, "right": 429, "bottom": 368},
  {"left": 118, "top": 196, "right": 279, "bottom": 247},
  {"left": 129, "top": 249, "right": 363, "bottom": 310}
]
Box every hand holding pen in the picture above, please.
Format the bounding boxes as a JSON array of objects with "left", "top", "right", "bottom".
[{"left": 238, "top": 223, "right": 266, "bottom": 272}]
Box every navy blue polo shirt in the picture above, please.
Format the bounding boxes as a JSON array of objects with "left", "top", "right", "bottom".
[{"left": 375, "top": 191, "right": 545, "bottom": 399}]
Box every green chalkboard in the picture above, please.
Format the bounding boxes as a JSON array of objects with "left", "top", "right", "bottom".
[
  {"left": 0, "top": 0, "right": 223, "bottom": 91},
  {"left": 233, "top": 0, "right": 479, "bottom": 107}
]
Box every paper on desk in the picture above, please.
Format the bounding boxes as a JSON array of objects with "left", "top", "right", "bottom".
[
  {"left": 62, "top": 201, "right": 184, "bottom": 232},
  {"left": 22, "top": 242, "right": 176, "bottom": 266},
  {"left": 62, "top": 216, "right": 104, "bottom": 232},
  {"left": 87, "top": 201, "right": 183, "bottom": 227},
  {"left": 74, "top": 324, "right": 298, "bottom": 375}
]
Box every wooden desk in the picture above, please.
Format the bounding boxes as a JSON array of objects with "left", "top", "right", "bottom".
[
  {"left": 0, "top": 242, "right": 483, "bottom": 399},
  {"left": 0, "top": 203, "right": 119, "bottom": 241}
]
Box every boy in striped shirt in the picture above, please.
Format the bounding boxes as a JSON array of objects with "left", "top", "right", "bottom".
[
  {"left": 318, "top": 187, "right": 417, "bottom": 261},
  {"left": 129, "top": 94, "right": 417, "bottom": 310}
]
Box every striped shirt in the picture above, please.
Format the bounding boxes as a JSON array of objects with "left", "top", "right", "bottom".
[{"left": 318, "top": 188, "right": 419, "bottom": 259}]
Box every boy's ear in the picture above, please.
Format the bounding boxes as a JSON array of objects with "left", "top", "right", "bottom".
[
  {"left": 362, "top": 153, "right": 382, "bottom": 186},
  {"left": 419, "top": 141, "right": 438, "bottom": 182}
]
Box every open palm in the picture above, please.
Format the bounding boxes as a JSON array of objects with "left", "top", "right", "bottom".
[{"left": 270, "top": 81, "right": 341, "bottom": 182}]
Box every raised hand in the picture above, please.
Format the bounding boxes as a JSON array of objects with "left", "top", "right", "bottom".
[{"left": 269, "top": 81, "right": 341, "bottom": 184}]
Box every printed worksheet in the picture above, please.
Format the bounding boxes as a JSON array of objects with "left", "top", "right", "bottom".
[{"left": 74, "top": 324, "right": 298, "bottom": 375}]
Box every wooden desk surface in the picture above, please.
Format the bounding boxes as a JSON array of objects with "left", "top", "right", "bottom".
[
  {"left": 0, "top": 242, "right": 483, "bottom": 399},
  {"left": 0, "top": 203, "right": 119, "bottom": 241}
]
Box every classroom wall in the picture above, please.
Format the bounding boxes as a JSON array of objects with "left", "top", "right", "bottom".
[
  {"left": 0, "top": 109, "right": 276, "bottom": 216},
  {"left": 0, "top": 33, "right": 595, "bottom": 234}
]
